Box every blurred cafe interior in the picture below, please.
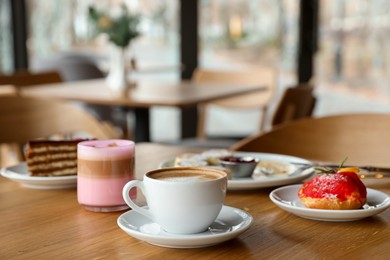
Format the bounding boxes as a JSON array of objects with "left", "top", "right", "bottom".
[
  {"left": 0, "top": 0, "right": 390, "bottom": 142},
  {"left": 3, "top": 0, "right": 390, "bottom": 147}
]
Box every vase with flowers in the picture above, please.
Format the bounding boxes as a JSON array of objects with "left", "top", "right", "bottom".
[{"left": 89, "top": 4, "right": 140, "bottom": 95}]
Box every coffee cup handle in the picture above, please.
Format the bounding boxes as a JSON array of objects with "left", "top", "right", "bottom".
[{"left": 122, "top": 180, "right": 153, "bottom": 220}]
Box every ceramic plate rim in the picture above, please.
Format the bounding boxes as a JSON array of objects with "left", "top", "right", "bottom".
[
  {"left": 1, "top": 162, "right": 77, "bottom": 189},
  {"left": 269, "top": 184, "right": 390, "bottom": 221},
  {"left": 117, "top": 205, "right": 253, "bottom": 248},
  {"left": 159, "top": 152, "right": 314, "bottom": 190}
]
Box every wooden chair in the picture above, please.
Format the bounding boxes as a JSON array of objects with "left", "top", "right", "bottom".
[
  {"left": 231, "top": 113, "right": 390, "bottom": 167},
  {"left": 0, "top": 70, "right": 63, "bottom": 90},
  {"left": 175, "top": 82, "right": 315, "bottom": 149},
  {"left": 1, "top": 70, "right": 126, "bottom": 138},
  {"left": 192, "top": 67, "right": 276, "bottom": 139},
  {"left": 0, "top": 96, "right": 120, "bottom": 167},
  {"left": 271, "top": 84, "right": 316, "bottom": 127}
]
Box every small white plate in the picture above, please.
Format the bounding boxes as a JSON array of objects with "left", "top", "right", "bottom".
[
  {"left": 117, "top": 205, "right": 253, "bottom": 248},
  {"left": 270, "top": 184, "right": 390, "bottom": 222},
  {"left": 159, "top": 152, "right": 314, "bottom": 190},
  {"left": 1, "top": 162, "right": 77, "bottom": 189}
]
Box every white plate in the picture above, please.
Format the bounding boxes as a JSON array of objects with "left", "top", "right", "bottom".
[
  {"left": 117, "top": 205, "right": 253, "bottom": 248},
  {"left": 159, "top": 152, "right": 314, "bottom": 190},
  {"left": 270, "top": 184, "right": 390, "bottom": 222},
  {"left": 1, "top": 162, "right": 77, "bottom": 189}
]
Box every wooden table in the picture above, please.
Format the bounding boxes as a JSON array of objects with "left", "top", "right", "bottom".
[
  {"left": 20, "top": 79, "right": 265, "bottom": 142},
  {"left": 2, "top": 143, "right": 390, "bottom": 259}
]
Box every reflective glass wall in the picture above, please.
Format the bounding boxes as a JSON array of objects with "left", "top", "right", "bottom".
[
  {"left": 199, "top": 0, "right": 299, "bottom": 79},
  {"left": 4, "top": 0, "right": 390, "bottom": 92},
  {"left": 9, "top": 0, "right": 300, "bottom": 83},
  {"left": 317, "top": 0, "right": 390, "bottom": 92},
  {"left": 25, "top": 0, "right": 180, "bottom": 80},
  {"left": 0, "top": 0, "right": 13, "bottom": 73}
]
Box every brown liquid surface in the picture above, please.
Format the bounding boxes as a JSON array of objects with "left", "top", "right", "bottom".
[
  {"left": 150, "top": 171, "right": 222, "bottom": 182},
  {"left": 78, "top": 158, "right": 134, "bottom": 178}
]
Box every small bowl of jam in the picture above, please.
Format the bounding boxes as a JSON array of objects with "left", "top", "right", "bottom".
[{"left": 219, "top": 156, "right": 258, "bottom": 178}]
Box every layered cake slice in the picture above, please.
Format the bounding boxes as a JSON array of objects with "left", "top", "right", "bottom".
[{"left": 25, "top": 140, "right": 85, "bottom": 177}]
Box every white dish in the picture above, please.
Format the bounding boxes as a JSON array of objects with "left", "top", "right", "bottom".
[
  {"left": 270, "top": 184, "right": 390, "bottom": 222},
  {"left": 117, "top": 205, "right": 253, "bottom": 248},
  {"left": 1, "top": 162, "right": 77, "bottom": 189},
  {"left": 159, "top": 152, "right": 314, "bottom": 190}
]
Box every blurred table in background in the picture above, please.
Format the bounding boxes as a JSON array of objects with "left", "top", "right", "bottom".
[{"left": 20, "top": 79, "right": 265, "bottom": 142}]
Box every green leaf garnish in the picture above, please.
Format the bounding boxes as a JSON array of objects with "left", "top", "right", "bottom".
[
  {"left": 315, "top": 157, "right": 351, "bottom": 175},
  {"left": 339, "top": 157, "right": 348, "bottom": 170}
]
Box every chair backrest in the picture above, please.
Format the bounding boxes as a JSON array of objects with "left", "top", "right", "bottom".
[
  {"left": 31, "top": 54, "right": 105, "bottom": 82},
  {"left": 231, "top": 113, "right": 390, "bottom": 167},
  {"left": 271, "top": 84, "right": 316, "bottom": 127},
  {"left": 0, "top": 96, "right": 118, "bottom": 145},
  {"left": 192, "top": 67, "right": 276, "bottom": 139},
  {"left": 0, "top": 71, "right": 63, "bottom": 88}
]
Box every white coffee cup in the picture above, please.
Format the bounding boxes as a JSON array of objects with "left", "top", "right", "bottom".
[{"left": 122, "top": 167, "right": 227, "bottom": 234}]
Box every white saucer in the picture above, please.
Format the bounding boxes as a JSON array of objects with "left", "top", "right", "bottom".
[
  {"left": 117, "top": 205, "right": 253, "bottom": 248},
  {"left": 1, "top": 162, "right": 77, "bottom": 189},
  {"left": 270, "top": 184, "right": 390, "bottom": 222},
  {"left": 159, "top": 152, "right": 314, "bottom": 190}
]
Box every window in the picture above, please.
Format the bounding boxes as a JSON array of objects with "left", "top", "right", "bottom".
[
  {"left": 25, "top": 0, "right": 180, "bottom": 81},
  {"left": 199, "top": 0, "right": 300, "bottom": 84},
  {"left": 0, "top": 0, "right": 12, "bottom": 73},
  {"left": 317, "top": 0, "right": 390, "bottom": 91}
]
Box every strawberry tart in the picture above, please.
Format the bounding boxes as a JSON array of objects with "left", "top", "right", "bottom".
[{"left": 298, "top": 167, "right": 367, "bottom": 210}]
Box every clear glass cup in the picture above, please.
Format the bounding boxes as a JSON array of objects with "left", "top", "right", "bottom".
[{"left": 77, "top": 139, "right": 135, "bottom": 212}]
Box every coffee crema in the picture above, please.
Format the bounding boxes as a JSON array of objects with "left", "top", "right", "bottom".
[{"left": 150, "top": 170, "right": 223, "bottom": 182}]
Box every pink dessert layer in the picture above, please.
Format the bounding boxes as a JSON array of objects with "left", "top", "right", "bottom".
[{"left": 77, "top": 176, "right": 135, "bottom": 206}]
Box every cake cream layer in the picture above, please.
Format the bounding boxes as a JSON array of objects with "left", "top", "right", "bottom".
[
  {"left": 27, "top": 145, "right": 77, "bottom": 153},
  {"left": 26, "top": 152, "right": 77, "bottom": 164}
]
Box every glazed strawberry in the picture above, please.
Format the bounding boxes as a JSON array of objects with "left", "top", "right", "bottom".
[
  {"left": 338, "top": 171, "right": 367, "bottom": 199},
  {"left": 298, "top": 167, "right": 367, "bottom": 210}
]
